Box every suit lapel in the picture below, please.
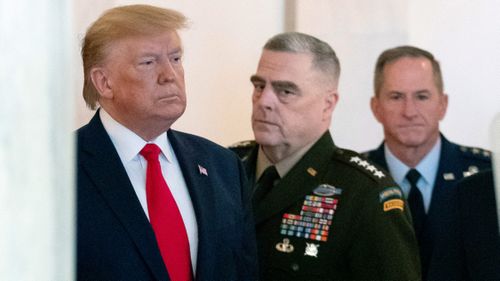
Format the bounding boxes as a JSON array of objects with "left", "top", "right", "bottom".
[
  {"left": 167, "top": 130, "right": 217, "bottom": 280},
  {"left": 254, "top": 132, "right": 335, "bottom": 225},
  {"left": 79, "top": 113, "right": 168, "bottom": 280}
]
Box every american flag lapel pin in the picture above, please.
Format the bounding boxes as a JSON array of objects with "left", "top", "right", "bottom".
[{"left": 198, "top": 164, "right": 208, "bottom": 176}]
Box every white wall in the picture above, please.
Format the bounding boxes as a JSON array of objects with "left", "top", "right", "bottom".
[
  {"left": 73, "top": 0, "right": 284, "bottom": 146},
  {"left": 0, "top": 0, "right": 75, "bottom": 280},
  {"left": 294, "top": 0, "right": 500, "bottom": 151}
]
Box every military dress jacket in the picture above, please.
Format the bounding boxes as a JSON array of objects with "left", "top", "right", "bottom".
[
  {"left": 231, "top": 131, "right": 421, "bottom": 281},
  {"left": 363, "top": 134, "right": 492, "bottom": 280}
]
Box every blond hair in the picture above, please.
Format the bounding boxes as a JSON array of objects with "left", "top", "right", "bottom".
[{"left": 81, "top": 4, "right": 188, "bottom": 109}]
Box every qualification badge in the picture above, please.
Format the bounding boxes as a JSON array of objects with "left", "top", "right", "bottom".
[
  {"left": 276, "top": 238, "right": 294, "bottom": 253},
  {"left": 304, "top": 243, "right": 319, "bottom": 257}
]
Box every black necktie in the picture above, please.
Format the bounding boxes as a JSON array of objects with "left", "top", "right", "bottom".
[
  {"left": 406, "top": 169, "right": 426, "bottom": 238},
  {"left": 252, "top": 166, "right": 280, "bottom": 208}
]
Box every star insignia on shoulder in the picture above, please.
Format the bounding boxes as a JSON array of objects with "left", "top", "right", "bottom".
[
  {"left": 358, "top": 160, "right": 369, "bottom": 167},
  {"left": 366, "top": 165, "right": 377, "bottom": 172},
  {"left": 350, "top": 156, "right": 361, "bottom": 163},
  {"left": 374, "top": 170, "right": 385, "bottom": 178},
  {"left": 349, "top": 155, "right": 385, "bottom": 178}
]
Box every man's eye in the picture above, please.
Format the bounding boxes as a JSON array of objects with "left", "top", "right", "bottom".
[
  {"left": 416, "top": 94, "right": 429, "bottom": 100},
  {"left": 253, "top": 84, "right": 265, "bottom": 92},
  {"left": 389, "top": 94, "right": 403, "bottom": 100},
  {"left": 171, "top": 56, "right": 182, "bottom": 64},
  {"left": 278, "top": 89, "right": 294, "bottom": 96},
  {"left": 140, "top": 60, "right": 154, "bottom": 65}
]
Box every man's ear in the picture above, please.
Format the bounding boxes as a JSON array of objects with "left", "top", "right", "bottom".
[
  {"left": 370, "top": 96, "right": 382, "bottom": 123},
  {"left": 90, "top": 67, "right": 113, "bottom": 98},
  {"left": 322, "top": 90, "right": 339, "bottom": 121},
  {"left": 438, "top": 93, "right": 449, "bottom": 121}
]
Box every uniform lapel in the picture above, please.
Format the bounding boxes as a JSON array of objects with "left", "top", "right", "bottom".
[
  {"left": 253, "top": 132, "right": 335, "bottom": 225},
  {"left": 167, "top": 130, "right": 217, "bottom": 280},
  {"left": 369, "top": 143, "right": 389, "bottom": 171},
  {"left": 427, "top": 135, "right": 458, "bottom": 221},
  {"left": 79, "top": 113, "right": 168, "bottom": 280}
]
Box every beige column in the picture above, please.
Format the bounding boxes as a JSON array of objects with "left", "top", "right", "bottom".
[{"left": 0, "top": 0, "right": 75, "bottom": 280}]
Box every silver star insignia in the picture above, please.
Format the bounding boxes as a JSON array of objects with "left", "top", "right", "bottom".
[
  {"left": 350, "top": 156, "right": 361, "bottom": 163},
  {"left": 374, "top": 170, "right": 385, "bottom": 178},
  {"left": 358, "top": 160, "right": 369, "bottom": 167},
  {"left": 366, "top": 165, "right": 376, "bottom": 172}
]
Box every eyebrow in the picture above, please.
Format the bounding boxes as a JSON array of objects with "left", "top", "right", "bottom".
[
  {"left": 137, "top": 47, "right": 183, "bottom": 58},
  {"left": 250, "top": 75, "right": 299, "bottom": 91},
  {"left": 271, "top": 81, "right": 299, "bottom": 92},
  {"left": 414, "top": 90, "right": 431, "bottom": 95},
  {"left": 168, "top": 48, "right": 183, "bottom": 56},
  {"left": 250, "top": 75, "right": 264, "bottom": 83}
]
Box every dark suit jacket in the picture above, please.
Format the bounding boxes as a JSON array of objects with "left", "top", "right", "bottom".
[
  {"left": 363, "top": 134, "right": 492, "bottom": 280},
  {"left": 429, "top": 170, "right": 500, "bottom": 280},
  {"left": 232, "top": 132, "right": 421, "bottom": 281},
  {"left": 77, "top": 112, "right": 257, "bottom": 281}
]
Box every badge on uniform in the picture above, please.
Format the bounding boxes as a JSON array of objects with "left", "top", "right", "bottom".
[
  {"left": 379, "top": 187, "right": 405, "bottom": 212},
  {"left": 304, "top": 243, "right": 319, "bottom": 258},
  {"left": 275, "top": 238, "right": 294, "bottom": 253},
  {"left": 279, "top": 184, "right": 341, "bottom": 243},
  {"left": 463, "top": 166, "right": 479, "bottom": 177},
  {"left": 443, "top": 173, "right": 455, "bottom": 181},
  {"left": 313, "top": 184, "right": 342, "bottom": 197}
]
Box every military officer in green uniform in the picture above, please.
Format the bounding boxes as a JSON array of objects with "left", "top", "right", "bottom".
[{"left": 230, "top": 32, "right": 421, "bottom": 281}]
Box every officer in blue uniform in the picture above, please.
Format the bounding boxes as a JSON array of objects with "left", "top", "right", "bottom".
[
  {"left": 364, "top": 45, "right": 492, "bottom": 280},
  {"left": 231, "top": 32, "right": 420, "bottom": 281}
]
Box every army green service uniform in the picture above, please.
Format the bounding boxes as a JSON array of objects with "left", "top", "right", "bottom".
[{"left": 230, "top": 132, "right": 421, "bottom": 281}]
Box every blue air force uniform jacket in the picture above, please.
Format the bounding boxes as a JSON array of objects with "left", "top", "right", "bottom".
[{"left": 363, "top": 134, "right": 492, "bottom": 280}]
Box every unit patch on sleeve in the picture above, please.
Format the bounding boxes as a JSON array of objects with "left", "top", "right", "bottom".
[{"left": 379, "top": 187, "right": 405, "bottom": 212}]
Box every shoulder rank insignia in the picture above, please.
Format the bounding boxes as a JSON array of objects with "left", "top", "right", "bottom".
[
  {"left": 459, "top": 145, "right": 491, "bottom": 158},
  {"left": 350, "top": 156, "right": 385, "bottom": 178}
]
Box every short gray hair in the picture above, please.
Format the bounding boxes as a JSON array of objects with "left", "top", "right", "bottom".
[{"left": 264, "top": 32, "right": 340, "bottom": 84}]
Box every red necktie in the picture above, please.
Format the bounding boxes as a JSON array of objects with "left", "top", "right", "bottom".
[{"left": 140, "top": 144, "right": 193, "bottom": 281}]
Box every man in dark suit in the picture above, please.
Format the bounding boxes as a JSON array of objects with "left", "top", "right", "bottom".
[
  {"left": 231, "top": 32, "right": 420, "bottom": 281},
  {"left": 456, "top": 170, "right": 500, "bottom": 280},
  {"left": 428, "top": 170, "right": 500, "bottom": 280},
  {"left": 364, "top": 46, "right": 491, "bottom": 279},
  {"left": 77, "top": 5, "right": 256, "bottom": 280}
]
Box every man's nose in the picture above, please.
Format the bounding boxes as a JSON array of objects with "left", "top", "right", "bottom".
[
  {"left": 403, "top": 97, "right": 418, "bottom": 118},
  {"left": 253, "top": 87, "right": 276, "bottom": 110},
  {"left": 158, "top": 60, "right": 176, "bottom": 83}
]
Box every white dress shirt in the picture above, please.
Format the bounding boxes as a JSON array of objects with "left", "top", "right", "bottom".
[
  {"left": 384, "top": 138, "right": 441, "bottom": 213},
  {"left": 99, "top": 109, "right": 198, "bottom": 272}
]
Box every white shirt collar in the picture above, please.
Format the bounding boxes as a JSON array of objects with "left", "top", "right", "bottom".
[{"left": 99, "top": 109, "right": 172, "bottom": 164}]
